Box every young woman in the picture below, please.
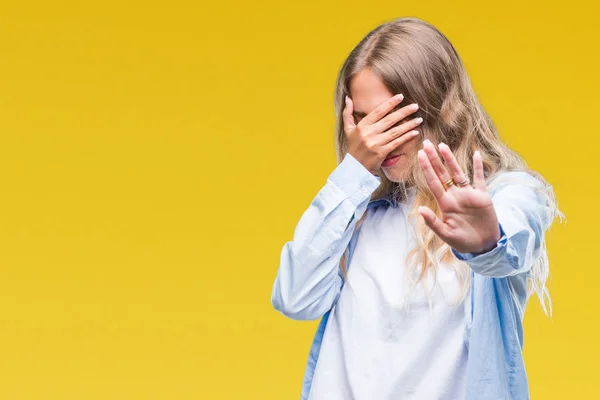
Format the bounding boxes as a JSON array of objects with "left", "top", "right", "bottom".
[{"left": 271, "top": 17, "right": 563, "bottom": 400}]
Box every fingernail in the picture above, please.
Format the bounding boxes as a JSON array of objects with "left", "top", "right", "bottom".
[
  {"left": 345, "top": 95, "right": 350, "bottom": 104},
  {"left": 423, "top": 139, "right": 431, "bottom": 145},
  {"left": 413, "top": 103, "right": 419, "bottom": 109},
  {"left": 415, "top": 117, "right": 423, "bottom": 125},
  {"left": 439, "top": 142, "right": 446, "bottom": 148},
  {"left": 394, "top": 94, "right": 404, "bottom": 101}
]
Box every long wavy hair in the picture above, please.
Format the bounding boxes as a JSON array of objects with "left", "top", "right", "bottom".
[{"left": 333, "top": 17, "right": 564, "bottom": 315}]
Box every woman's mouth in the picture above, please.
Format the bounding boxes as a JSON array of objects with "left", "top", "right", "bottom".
[{"left": 382, "top": 154, "right": 402, "bottom": 167}]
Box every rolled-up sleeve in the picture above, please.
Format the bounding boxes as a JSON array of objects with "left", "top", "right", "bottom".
[
  {"left": 271, "top": 152, "right": 381, "bottom": 320},
  {"left": 451, "top": 171, "right": 553, "bottom": 278}
]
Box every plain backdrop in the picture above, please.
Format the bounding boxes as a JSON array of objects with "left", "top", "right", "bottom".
[{"left": 0, "top": 0, "right": 597, "bottom": 398}]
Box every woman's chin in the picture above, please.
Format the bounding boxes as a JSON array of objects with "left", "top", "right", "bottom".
[{"left": 381, "top": 166, "right": 408, "bottom": 182}]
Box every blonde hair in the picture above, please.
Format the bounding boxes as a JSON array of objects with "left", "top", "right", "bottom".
[{"left": 333, "top": 17, "right": 565, "bottom": 315}]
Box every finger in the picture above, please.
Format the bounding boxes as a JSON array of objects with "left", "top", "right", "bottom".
[
  {"left": 472, "top": 150, "right": 487, "bottom": 191},
  {"left": 342, "top": 95, "right": 356, "bottom": 134},
  {"left": 360, "top": 93, "right": 404, "bottom": 126},
  {"left": 382, "top": 129, "right": 420, "bottom": 153},
  {"left": 422, "top": 139, "right": 453, "bottom": 189},
  {"left": 371, "top": 103, "right": 420, "bottom": 134},
  {"left": 418, "top": 205, "right": 450, "bottom": 240},
  {"left": 438, "top": 143, "right": 470, "bottom": 188},
  {"left": 379, "top": 115, "right": 422, "bottom": 145},
  {"left": 418, "top": 149, "right": 446, "bottom": 200}
]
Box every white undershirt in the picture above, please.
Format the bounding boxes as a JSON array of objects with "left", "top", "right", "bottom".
[{"left": 308, "top": 191, "right": 469, "bottom": 400}]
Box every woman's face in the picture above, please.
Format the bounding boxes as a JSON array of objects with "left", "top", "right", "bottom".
[{"left": 349, "top": 68, "right": 420, "bottom": 182}]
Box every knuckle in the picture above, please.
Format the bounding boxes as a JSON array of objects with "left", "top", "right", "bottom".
[
  {"left": 394, "top": 125, "right": 410, "bottom": 137},
  {"left": 395, "top": 123, "right": 407, "bottom": 133},
  {"left": 377, "top": 114, "right": 389, "bottom": 126},
  {"left": 364, "top": 138, "right": 376, "bottom": 150},
  {"left": 372, "top": 108, "right": 384, "bottom": 120},
  {"left": 390, "top": 114, "right": 408, "bottom": 129}
]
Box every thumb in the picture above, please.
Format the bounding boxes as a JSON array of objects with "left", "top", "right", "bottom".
[
  {"left": 418, "top": 206, "right": 449, "bottom": 240},
  {"left": 343, "top": 95, "right": 356, "bottom": 133}
]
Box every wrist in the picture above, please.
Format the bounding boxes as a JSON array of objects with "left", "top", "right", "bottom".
[{"left": 472, "top": 224, "right": 502, "bottom": 255}]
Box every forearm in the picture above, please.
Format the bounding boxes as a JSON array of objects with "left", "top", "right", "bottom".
[{"left": 271, "top": 153, "right": 380, "bottom": 320}]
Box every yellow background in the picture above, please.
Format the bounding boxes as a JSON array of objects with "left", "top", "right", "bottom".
[{"left": 0, "top": 0, "right": 597, "bottom": 398}]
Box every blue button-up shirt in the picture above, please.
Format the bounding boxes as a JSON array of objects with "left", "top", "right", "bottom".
[{"left": 271, "top": 152, "right": 552, "bottom": 400}]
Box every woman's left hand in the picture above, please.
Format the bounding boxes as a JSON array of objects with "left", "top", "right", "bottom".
[{"left": 416, "top": 139, "right": 501, "bottom": 255}]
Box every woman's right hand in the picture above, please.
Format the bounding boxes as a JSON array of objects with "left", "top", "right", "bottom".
[{"left": 343, "top": 93, "right": 422, "bottom": 174}]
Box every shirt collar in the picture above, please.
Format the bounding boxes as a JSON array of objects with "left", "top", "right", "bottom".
[
  {"left": 367, "top": 186, "right": 417, "bottom": 209},
  {"left": 367, "top": 196, "right": 399, "bottom": 209}
]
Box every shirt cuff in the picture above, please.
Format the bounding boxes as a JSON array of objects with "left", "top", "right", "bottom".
[
  {"left": 327, "top": 152, "right": 381, "bottom": 206},
  {"left": 451, "top": 222, "right": 515, "bottom": 266}
]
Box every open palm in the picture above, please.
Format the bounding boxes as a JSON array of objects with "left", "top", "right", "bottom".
[{"left": 417, "top": 140, "right": 501, "bottom": 255}]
